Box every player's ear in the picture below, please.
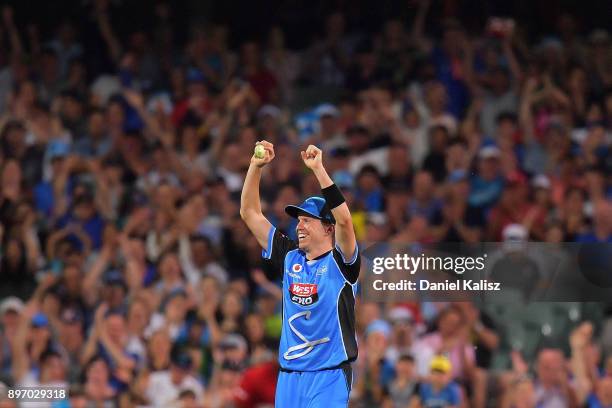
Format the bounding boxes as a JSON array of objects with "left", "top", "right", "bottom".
[{"left": 323, "top": 222, "right": 334, "bottom": 235}]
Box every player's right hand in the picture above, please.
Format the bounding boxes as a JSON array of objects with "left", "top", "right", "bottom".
[{"left": 251, "top": 140, "right": 275, "bottom": 168}]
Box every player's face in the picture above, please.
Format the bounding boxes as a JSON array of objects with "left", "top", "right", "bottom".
[{"left": 296, "top": 216, "right": 327, "bottom": 250}]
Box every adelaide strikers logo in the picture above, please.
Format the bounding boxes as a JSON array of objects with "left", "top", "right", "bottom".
[
  {"left": 289, "top": 283, "right": 319, "bottom": 306},
  {"left": 292, "top": 263, "right": 303, "bottom": 273}
]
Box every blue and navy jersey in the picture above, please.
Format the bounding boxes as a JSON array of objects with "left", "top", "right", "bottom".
[{"left": 262, "top": 226, "right": 360, "bottom": 371}]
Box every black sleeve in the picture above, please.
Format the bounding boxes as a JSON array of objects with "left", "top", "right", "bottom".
[
  {"left": 262, "top": 227, "right": 298, "bottom": 279},
  {"left": 332, "top": 245, "right": 361, "bottom": 284}
]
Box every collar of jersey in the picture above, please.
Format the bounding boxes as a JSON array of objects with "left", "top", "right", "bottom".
[{"left": 301, "top": 249, "right": 332, "bottom": 262}]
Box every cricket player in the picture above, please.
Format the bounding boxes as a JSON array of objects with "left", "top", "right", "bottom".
[{"left": 240, "top": 141, "right": 360, "bottom": 407}]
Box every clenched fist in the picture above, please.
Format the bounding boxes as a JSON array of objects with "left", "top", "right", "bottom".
[{"left": 301, "top": 144, "right": 323, "bottom": 171}]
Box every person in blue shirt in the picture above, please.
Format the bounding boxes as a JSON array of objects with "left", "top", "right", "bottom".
[
  {"left": 576, "top": 200, "right": 612, "bottom": 243},
  {"left": 468, "top": 146, "right": 505, "bottom": 213},
  {"left": 240, "top": 140, "right": 360, "bottom": 408},
  {"left": 585, "top": 378, "right": 612, "bottom": 408},
  {"left": 354, "top": 165, "right": 385, "bottom": 213},
  {"left": 414, "top": 355, "right": 462, "bottom": 408}
]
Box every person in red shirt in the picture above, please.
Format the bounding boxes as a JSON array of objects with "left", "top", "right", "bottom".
[
  {"left": 487, "top": 171, "right": 545, "bottom": 240},
  {"left": 233, "top": 359, "right": 279, "bottom": 408},
  {"left": 240, "top": 42, "right": 279, "bottom": 104},
  {"left": 171, "top": 69, "right": 213, "bottom": 127}
]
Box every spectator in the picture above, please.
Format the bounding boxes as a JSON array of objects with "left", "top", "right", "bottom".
[
  {"left": 413, "top": 305, "right": 475, "bottom": 380},
  {"left": 413, "top": 354, "right": 462, "bottom": 408},
  {"left": 534, "top": 348, "right": 577, "bottom": 408},
  {"left": 383, "top": 353, "right": 421, "bottom": 408},
  {"left": 468, "top": 146, "right": 504, "bottom": 211},
  {"left": 144, "top": 351, "right": 204, "bottom": 407},
  {"left": 0, "top": 297, "right": 24, "bottom": 378},
  {"left": 81, "top": 356, "right": 116, "bottom": 405}
]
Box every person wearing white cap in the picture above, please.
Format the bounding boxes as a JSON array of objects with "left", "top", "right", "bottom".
[
  {"left": 485, "top": 223, "right": 543, "bottom": 302},
  {"left": 502, "top": 223, "right": 528, "bottom": 241},
  {"left": 0, "top": 297, "right": 24, "bottom": 377},
  {"left": 305, "top": 103, "right": 347, "bottom": 152},
  {"left": 0, "top": 296, "right": 24, "bottom": 316},
  {"left": 384, "top": 307, "right": 418, "bottom": 366},
  {"left": 532, "top": 174, "right": 552, "bottom": 190}
]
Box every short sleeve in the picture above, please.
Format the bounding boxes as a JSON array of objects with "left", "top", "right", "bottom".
[{"left": 333, "top": 244, "right": 361, "bottom": 284}]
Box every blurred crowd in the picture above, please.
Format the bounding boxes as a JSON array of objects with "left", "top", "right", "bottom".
[{"left": 0, "top": 0, "right": 611, "bottom": 406}]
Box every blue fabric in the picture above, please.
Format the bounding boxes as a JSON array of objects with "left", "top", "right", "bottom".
[
  {"left": 97, "top": 342, "right": 139, "bottom": 393},
  {"left": 73, "top": 136, "right": 112, "bottom": 157},
  {"left": 407, "top": 198, "right": 442, "bottom": 223},
  {"left": 276, "top": 368, "right": 350, "bottom": 408},
  {"left": 34, "top": 182, "right": 55, "bottom": 216},
  {"left": 57, "top": 214, "right": 106, "bottom": 250},
  {"left": 35, "top": 177, "right": 74, "bottom": 217},
  {"left": 419, "top": 381, "right": 461, "bottom": 407},
  {"left": 285, "top": 196, "right": 335, "bottom": 224},
  {"left": 277, "top": 244, "right": 357, "bottom": 371},
  {"left": 355, "top": 188, "right": 385, "bottom": 212},
  {"left": 576, "top": 233, "right": 612, "bottom": 243},
  {"left": 586, "top": 393, "right": 612, "bottom": 408},
  {"left": 468, "top": 176, "right": 504, "bottom": 209},
  {"left": 431, "top": 47, "right": 470, "bottom": 119},
  {"left": 262, "top": 226, "right": 277, "bottom": 260},
  {"left": 142, "top": 263, "right": 157, "bottom": 287},
  {"left": 267, "top": 214, "right": 299, "bottom": 241}
]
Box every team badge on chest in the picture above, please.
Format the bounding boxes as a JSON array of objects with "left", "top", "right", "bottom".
[{"left": 289, "top": 283, "right": 319, "bottom": 306}]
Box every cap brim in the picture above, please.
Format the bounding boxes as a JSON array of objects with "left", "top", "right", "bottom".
[{"left": 284, "top": 205, "right": 323, "bottom": 220}]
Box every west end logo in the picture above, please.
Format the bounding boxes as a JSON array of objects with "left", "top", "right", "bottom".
[
  {"left": 289, "top": 283, "right": 319, "bottom": 306},
  {"left": 292, "top": 264, "right": 303, "bottom": 273}
]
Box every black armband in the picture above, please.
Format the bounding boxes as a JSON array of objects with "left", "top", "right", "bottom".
[{"left": 321, "top": 184, "right": 346, "bottom": 209}]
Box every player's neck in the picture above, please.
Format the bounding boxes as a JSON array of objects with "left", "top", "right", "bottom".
[{"left": 304, "top": 244, "right": 333, "bottom": 261}]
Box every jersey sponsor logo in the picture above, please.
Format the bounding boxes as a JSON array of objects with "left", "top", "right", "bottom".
[
  {"left": 287, "top": 272, "right": 301, "bottom": 279},
  {"left": 289, "top": 283, "right": 319, "bottom": 306},
  {"left": 283, "top": 310, "right": 330, "bottom": 360},
  {"left": 316, "top": 265, "right": 327, "bottom": 275},
  {"left": 292, "top": 264, "right": 303, "bottom": 273}
]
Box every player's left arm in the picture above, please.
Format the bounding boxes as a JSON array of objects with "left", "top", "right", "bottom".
[{"left": 302, "top": 144, "right": 358, "bottom": 262}]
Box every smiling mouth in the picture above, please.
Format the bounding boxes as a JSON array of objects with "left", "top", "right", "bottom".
[{"left": 298, "top": 233, "right": 307, "bottom": 240}]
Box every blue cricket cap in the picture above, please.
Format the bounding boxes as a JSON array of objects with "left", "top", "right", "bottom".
[{"left": 285, "top": 196, "right": 335, "bottom": 224}]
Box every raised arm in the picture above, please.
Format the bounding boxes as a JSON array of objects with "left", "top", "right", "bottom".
[
  {"left": 11, "top": 302, "right": 37, "bottom": 383},
  {"left": 2, "top": 6, "right": 24, "bottom": 58},
  {"left": 301, "top": 145, "right": 357, "bottom": 260},
  {"left": 410, "top": 0, "right": 432, "bottom": 53},
  {"left": 240, "top": 141, "right": 275, "bottom": 249},
  {"left": 95, "top": 5, "right": 122, "bottom": 64},
  {"left": 570, "top": 322, "right": 594, "bottom": 405}
]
